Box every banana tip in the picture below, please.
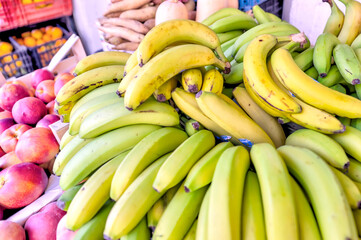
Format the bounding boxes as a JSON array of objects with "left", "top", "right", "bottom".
[
  {"left": 224, "top": 62, "right": 231, "bottom": 74},
  {"left": 352, "top": 79, "right": 360, "bottom": 85},
  {"left": 343, "top": 161, "right": 350, "bottom": 172},
  {"left": 357, "top": 201, "right": 361, "bottom": 209},
  {"left": 319, "top": 73, "right": 327, "bottom": 78},
  {"left": 195, "top": 91, "right": 203, "bottom": 98},
  {"left": 192, "top": 122, "right": 200, "bottom": 130},
  {"left": 103, "top": 234, "right": 113, "bottom": 240},
  {"left": 156, "top": 94, "right": 167, "bottom": 102},
  {"left": 153, "top": 186, "right": 160, "bottom": 193},
  {"left": 184, "top": 186, "right": 190, "bottom": 193}
]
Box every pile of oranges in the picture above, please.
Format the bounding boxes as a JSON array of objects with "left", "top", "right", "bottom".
[
  {"left": 0, "top": 42, "right": 24, "bottom": 78},
  {"left": 13, "top": 26, "right": 63, "bottom": 48}
]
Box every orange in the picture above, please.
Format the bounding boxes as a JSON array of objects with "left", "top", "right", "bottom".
[
  {"left": 0, "top": 42, "right": 13, "bottom": 53},
  {"left": 24, "top": 36, "right": 37, "bottom": 47},
  {"left": 40, "top": 27, "right": 46, "bottom": 33},
  {"left": 31, "top": 29, "right": 43, "bottom": 40},
  {"left": 36, "top": 39, "right": 45, "bottom": 46},
  {"left": 21, "top": 31, "right": 31, "bottom": 38},
  {"left": 37, "top": 46, "right": 46, "bottom": 53},
  {"left": 45, "top": 26, "right": 53, "bottom": 34},
  {"left": 42, "top": 33, "right": 52, "bottom": 42},
  {"left": 15, "top": 38, "right": 24, "bottom": 46},
  {"left": 50, "top": 27, "right": 63, "bottom": 40},
  {"left": 15, "top": 60, "right": 23, "bottom": 67}
]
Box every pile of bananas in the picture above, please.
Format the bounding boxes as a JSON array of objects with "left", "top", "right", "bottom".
[{"left": 52, "top": 1, "right": 361, "bottom": 239}]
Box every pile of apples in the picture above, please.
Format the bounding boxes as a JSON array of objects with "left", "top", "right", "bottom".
[{"left": 0, "top": 68, "right": 74, "bottom": 240}]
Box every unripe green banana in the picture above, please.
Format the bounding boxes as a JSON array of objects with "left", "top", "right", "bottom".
[
  {"left": 184, "top": 118, "right": 204, "bottom": 136},
  {"left": 184, "top": 219, "right": 197, "bottom": 240},
  {"left": 330, "top": 83, "right": 347, "bottom": 94},
  {"left": 353, "top": 209, "right": 361, "bottom": 236},
  {"left": 220, "top": 37, "right": 238, "bottom": 52},
  {"left": 293, "top": 47, "right": 314, "bottom": 71},
  {"left": 351, "top": 33, "right": 361, "bottom": 49},
  {"left": 317, "top": 64, "right": 343, "bottom": 87},
  {"left": 217, "top": 30, "right": 243, "bottom": 44},
  {"left": 181, "top": 69, "right": 203, "bottom": 93},
  {"left": 56, "top": 184, "right": 83, "bottom": 211},
  {"left": 330, "top": 125, "right": 361, "bottom": 162},
  {"left": 351, "top": 118, "right": 361, "bottom": 131},
  {"left": 209, "top": 14, "right": 258, "bottom": 33},
  {"left": 333, "top": 43, "right": 361, "bottom": 85},
  {"left": 59, "top": 129, "right": 75, "bottom": 150},
  {"left": 252, "top": 4, "right": 272, "bottom": 24},
  {"left": 224, "top": 61, "right": 243, "bottom": 84},
  {"left": 201, "top": 68, "right": 223, "bottom": 94},
  {"left": 202, "top": 7, "right": 245, "bottom": 26},
  {"left": 196, "top": 188, "right": 210, "bottom": 240},
  {"left": 323, "top": 0, "right": 344, "bottom": 36},
  {"left": 120, "top": 217, "right": 150, "bottom": 240},
  {"left": 305, "top": 67, "right": 319, "bottom": 79}
]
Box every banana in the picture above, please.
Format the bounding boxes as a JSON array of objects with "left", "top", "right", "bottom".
[
  {"left": 73, "top": 51, "right": 130, "bottom": 76},
  {"left": 209, "top": 14, "right": 258, "bottom": 33},
  {"left": 137, "top": 19, "right": 229, "bottom": 65},
  {"left": 351, "top": 33, "right": 361, "bottom": 49},
  {"left": 252, "top": 4, "right": 272, "bottom": 24},
  {"left": 223, "top": 45, "right": 234, "bottom": 61},
  {"left": 184, "top": 118, "right": 204, "bottom": 136},
  {"left": 56, "top": 65, "right": 124, "bottom": 107},
  {"left": 73, "top": 200, "right": 114, "bottom": 240},
  {"left": 183, "top": 142, "right": 233, "bottom": 192},
  {"left": 317, "top": 64, "right": 343, "bottom": 87},
  {"left": 323, "top": 0, "right": 345, "bottom": 36},
  {"left": 221, "top": 37, "right": 238, "bottom": 52},
  {"left": 271, "top": 47, "right": 361, "bottom": 118},
  {"left": 305, "top": 67, "right": 319, "bottom": 79},
  {"left": 104, "top": 154, "right": 169, "bottom": 239},
  {"left": 201, "top": 7, "right": 245, "bottom": 26},
  {"left": 181, "top": 69, "right": 203, "bottom": 93},
  {"left": 147, "top": 198, "right": 166, "bottom": 232},
  {"left": 285, "top": 128, "right": 350, "bottom": 170},
  {"left": 345, "top": 158, "right": 361, "bottom": 183},
  {"left": 78, "top": 97, "right": 179, "bottom": 139},
  {"left": 53, "top": 135, "right": 94, "bottom": 176},
  {"left": 333, "top": 43, "right": 361, "bottom": 85},
  {"left": 330, "top": 83, "right": 347, "bottom": 94},
  {"left": 330, "top": 125, "right": 361, "bottom": 162},
  {"left": 354, "top": 180, "right": 361, "bottom": 191},
  {"left": 59, "top": 124, "right": 160, "bottom": 190},
  {"left": 251, "top": 143, "right": 298, "bottom": 240},
  {"left": 56, "top": 184, "right": 83, "bottom": 211},
  {"left": 59, "top": 129, "right": 75, "bottom": 150},
  {"left": 289, "top": 177, "right": 322, "bottom": 240},
  {"left": 124, "top": 49, "right": 139, "bottom": 76},
  {"left": 337, "top": 0, "right": 361, "bottom": 45},
  {"left": 208, "top": 146, "right": 250, "bottom": 240},
  {"left": 171, "top": 88, "right": 240, "bottom": 144},
  {"left": 153, "top": 75, "right": 178, "bottom": 102},
  {"left": 223, "top": 61, "right": 243, "bottom": 84},
  {"left": 120, "top": 217, "right": 150, "bottom": 240},
  {"left": 184, "top": 219, "right": 197, "bottom": 240},
  {"left": 351, "top": 118, "right": 361, "bottom": 131},
  {"left": 110, "top": 127, "right": 188, "bottom": 200},
  {"left": 125, "top": 44, "right": 228, "bottom": 110},
  {"left": 153, "top": 185, "right": 207, "bottom": 240},
  {"left": 196, "top": 188, "right": 210, "bottom": 240},
  {"left": 313, "top": 33, "right": 340, "bottom": 78},
  {"left": 277, "top": 145, "right": 358, "bottom": 240},
  {"left": 68, "top": 92, "right": 120, "bottom": 136},
  {"left": 217, "top": 30, "right": 243, "bottom": 44},
  {"left": 266, "top": 12, "right": 282, "bottom": 22},
  {"left": 232, "top": 21, "right": 301, "bottom": 56},
  {"left": 244, "top": 34, "right": 301, "bottom": 113},
  {"left": 66, "top": 150, "right": 129, "bottom": 230},
  {"left": 116, "top": 64, "right": 141, "bottom": 97},
  {"left": 241, "top": 171, "right": 266, "bottom": 240},
  {"left": 152, "top": 130, "right": 215, "bottom": 193},
  {"left": 54, "top": 101, "right": 74, "bottom": 123},
  {"left": 353, "top": 209, "right": 361, "bottom": 236},
  {"left": 195, "top": 90, "right": 274, "bottom": 147},
  {"left": 233, "top": 86, "right": 286, "bottom": 147},
  {"left": 357, "top": 83, "right": 361, "bottom": 99},
  {"left": 331, "top": 167, "right": 361, "bottom": 209},
  {"left": 201, "top": 69, "right": 223, "bottom": 94},
  {"left": 294, "top": 47, "right": 314, "bottom": 71}
]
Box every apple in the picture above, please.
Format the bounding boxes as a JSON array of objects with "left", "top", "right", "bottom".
[
  {"left": 0, "top": 151, "right": 22, "bottom": 169},
  {"left": 31, "top": 69, "right": 54, "bottom": 89},
  {"left": 0, "top": 118, "right": 15, "bottom": 135},
  {"left": 0, "top": 147, "right": 4, "bottom": 158},
  {"left": 15, "top": 127, "right": 59, "bottom": 164},
  {"left": 54, "top": 72, "right": 74, "bottom": 95},
  {"left": 25, "top": 202, "right": 66, "bottom": 240},
  {"left": 12, "top": 97, "right": 47, "bottom": 125},
  {"left": 36, "top": 114, "right": 60, "bottom": 129},
  {"left": 0, "top": 220, "right": 26, "bottom": 240},
  {"left": 35, "top": 80, "right": 55, "bottom": 103},
  {"left": 0, "top": 162, "right": 48, "bottom": 209},
  {"left": 56, "top": 215, "right": 78, "bottom": 240},
  {"left": 0, "top": 110, "right": 12, "bottom": 120},
  {"left": 0, "top": 124, "right": 32, "bottom": 153},
  {"left": 46, "top": 100, "right": 56, "bottom": 114},
  {"left": 6, "top": 79, "right": 33, "bottom": 96},
  {"left": 0, "top": 206, "right": 3, "bottom": 220},
  {"left": 0, "top": 83, "right": 30, "bottom": 111}
]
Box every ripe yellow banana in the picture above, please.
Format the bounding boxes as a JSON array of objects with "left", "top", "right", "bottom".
[
  {"left": 116, "top": 64, "right": 141, "bottom": 97},
  {"left": 323, "top": 0, "right": 344, "bottom": 36},
  {"left": 73, "top": 51, "right": 130, "bottom": 76},
  {"left": 201, "top": 69, "right": 223, "bottom": 94},
  {"left": 278, "top": 145, "right": 358, "bottom": 240},
  {"left": 137, "top": 19, "right": 229, "bottom": 65},
  {"left": 345, "top": 158, "right": 361, "bottom": 183},
  {"left": 124, "top": 49, "right": 139, "bottom": 76},
  {"left": 54, "top": 101, "right": 74, "bottom": 123},
  {"left": 353, "top": 209, "right": 361, "bottom": 236},
  {"left": 147, "top": 198, "right": 166, "bottom": 232},
  {"left": 195, "top": 188, "right": 210, "bottom": 240},
  {"left": 153, "top": 75, "right": 178, "bottom": 102},
  {"left": 208, "top": 146, "right": 250, "bottom": 240},
  {"left": 271, "top": 47, "right": 361, "bottom": 118},
  {"left": 337, "top": 0, "right": 361, "bottom": 45},
  {"left": 181, "top": 68, "right": 203, "bottom": 93},
  {"left": 330, "top": 125, "right": 361, "bottom": 162},
  {"left": 125, "top": 44, "right": 228, "bottom": 110}
]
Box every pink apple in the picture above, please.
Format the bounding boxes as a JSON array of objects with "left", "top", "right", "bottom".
[
  {"left": 0, "top": 220, "right": 26, "bottom": 240},
  {"left": 0, "top": 83, "right": 30, "bottom": 112},
  {"left": 46, "top": 100, "right": 56, "bottom": 115},
  {"left": 36, "top": 114, "right": 60, "bottom": 129},
  {"left": 35, "top": 80, "right": 55, "bottom": 103},
  {"left": 0, "top": 162, "right": 48, "bottom": 209},
  {"left": 15, "top": 127, "right": 59, "bottom": 164},
  {"left": 0, "top": 124, "right": 32, "bottom": 153},
  {"left": 31, "top": 69, "right": 54, "bottom": 89},
  {"left": 0, "top": 110, "right": 12, "bottom": 120},
  {"left": 56, "top": 215, "right": 78, "bottom": 240},
  {"left": 0, "top": 151, "right": 22, "bottom": 169},
  {"left": 0, "top": 147, "right": 4, "bottom": 158},
  {"left": 12, "top": 97, "right": 47, "bottom": 125},
  {"left": 54, "top": 73, "right": 74, "bottom": 95},
  {"left": 0, "top": 118, "right": 15, "bottom": 135}
]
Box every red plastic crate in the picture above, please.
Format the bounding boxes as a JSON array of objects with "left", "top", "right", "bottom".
[{"left": 0, "top": 0, "right": 27, "bottom": 31}]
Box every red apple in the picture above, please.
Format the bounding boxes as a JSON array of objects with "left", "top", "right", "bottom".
[
  {"left": 0, "top": 151, "right": 22, "bottom": 169},
  {"left": 12, "top": 97, "right": 47, "bottom": 125},
  {"left": 0, "top": 110, "right": 12, "bottom": 120},
  {"left": 0, "top": 147, "right": 4, "bottom": 158},
  {"left": 54, "top": 73, "right": 74, "bottom": 95},
  {"left": 0, "top": 162, "right": 48, "bottom": 209},
  {"left": 46, "top": 100, "right": 56, "bottom": 115},
  {"left": 31, "top": 69, "right": 54, "bottom": 89},
  {"left": 0, "top": 124, "right": 32, "bottom": 153},
  {"left": 56, "top": 215, "right": 78, "bottom": 240},
  {"left": 0, "top": 118, "right": 15, "bottom": 135},
  {"left": 36, "top": 114, "right": 60, "bottom": 129},
  {"left": 0, "top": 220, "right": 26, "bottom": 240},
  {"left": 0, "top": 83, "right": 30, "bottom": 112},
  {"left": 35, "top": 80, "right": 55, "bottom": 103},
  {"left": 15, "top": 127, "right": 59, "bottom": 164}
]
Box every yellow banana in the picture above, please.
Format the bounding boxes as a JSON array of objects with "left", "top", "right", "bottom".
[
  {"left": 181, "top": 69, "right": 203, "bottom": 93},
  {"left": 337, "top": 0, "right": 361, "bottom": 45},
  {"left": 184, "top": 219, "right": 197, "bottom": 240},
  {"left": 201, "top": 68, "right": 224, "bottom": 94},
  {"left": 124, "top": 49, "right": 139, "bottom": 76},
  {"left": 147, "top": 198, "right": 166, "bottom": 232},
  {"left": 345, "top": 158, "right": 361, "bottom": 183},
  {"left": 116, "top": 64, "right": 141, "bottom": 97},
  {"left": 323, "top": 0, "right": 344, "bottom": 36},
  {"left": 353, "top": 209, "right": 361, "bottom": 236},
  {"left": 153, "top": 75, "right": 178, "bottom": 102},
  {"left": 54, "top": 101, "right": 74, "bottom": 123},
  {"left": 330, "top": 125, "right": 361, "bottom": 162},
  {"left": 196, "top": 188, "right": 210, "bottom": 240}
]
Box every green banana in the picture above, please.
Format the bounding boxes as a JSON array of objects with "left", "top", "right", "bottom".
[
  {"left": 305, "top": 66, "right": 319, "bottom": 79},
  {"left": 181, "top": 68, "right": 203, "bottom": 93},
  {"left": 110, "top": 127, "right": 188, "bottom": 200},
  {"left": 73, "top": 200, "right": 115, "bottom": 240},
  {"left": 202, "top": 7, "right": 247, "bottom": 26},
  {"left": 66, "top": 151, "right": 129, "bottom": 230},
  {"left": 241, "top": 171, "right": 266, "bottom": 240},
  {"left": 147, "top": 198, "right": 166, "bottom": 232},
  {"left": 266, "top": 12, "right": 282, "bottom": 22},
  {"left": 183, "top": 142, "right": 233, "bottom": 192},
  {"left": 224, "top": 61, "right": 243, "bottom": 84},
  {"left": 313, "top": 33, "right": 340, "bottom": 78},
  {"left": 353, "top": 209, "right": 361, "bottom": 236},
  {"left": 333, "top": 43, "right": 361, "bottom": 85},
  {"left": 78, "top": 97, "right": 179, "bottom": 139},
  {"left": 59, "top": 129, "right": 75, "bottom": 150},
  {"left": 209, "top": 14, "right": 258, "bottom": 33},
  {"left": 252, "top": 4, "right": 272, "bottom": 24},
  {"left": 330, "top": 125, "right": 361, "bottom": 162},
  {"left": 56, "top": 184, "right": 83, "bottom": 211},
  {"left": 120, "top": 217, "right": 150, "bottom": 240},
  {"left": 208, "top": 146, "right": 250, "bottom": 240},
  {"left": 104, "top": 154, "right": 169, "bottom": 239},
  {"left": 152, "top": 130, "right": 215, "bottom": 193},
  {"left": 278, "top": 145, "right": 358, "bottom": 240},
  {"left": 220, "top": 37, "right": 238, "bottom": 52},
  {"left": 294, "top": 47, "right": 314, "bottom": 71},
  {"left": 337, "top": 0, "right": 361, "bottom": 45},
  {"left": 251, "top": 143, "right": 298, "bottom": 240},
  {"left": 351, "top": 118, "right": 361, "bottom": 131},
  {"left": 345, "top": 158, "right": 361, "bottom": 183},
  {"left": 73, "top": 51, "right": 130, "bottom": 76},
  {"left": 330, "top": 83, "right": 347, "bottom": 94},
  {"left": 217, "top": 30, "right": 243, "bottom": 44},
  {"left": 285, "top": 128, "right": 350, "bottom": 170},
  {"left": 317, "top": 64, "right": 343, "bottom": 87},
  {"left": 184, "top": 118, "right": 204, "bottom": 136},
  {"left": 59, "top": 124, "right": 160, "bottom": 190},
  {"left": 184, "top": 219, "right": 197, "bottom": 240},
  {"left": 195, "top": 188, "right": 210, "bottom": 240},
  {"left": 351, "top": 33, "right": 361, "bottom": 49},
  {"left": 323, "top": 0, "right": 344, "bottom": 36}
]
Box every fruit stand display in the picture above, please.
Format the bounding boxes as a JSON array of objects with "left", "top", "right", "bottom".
[{"left": 2, "top": 0, "right": 361, "bottom": 239}]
